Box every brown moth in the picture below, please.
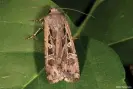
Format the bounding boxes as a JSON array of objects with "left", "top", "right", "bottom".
[{"left": 27, "top": 8, "right": 80, "bottom": 83}]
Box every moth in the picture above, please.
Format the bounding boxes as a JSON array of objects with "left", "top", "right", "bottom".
[{"left": 27, "top": 8, "right": 80, "bottom": 83}]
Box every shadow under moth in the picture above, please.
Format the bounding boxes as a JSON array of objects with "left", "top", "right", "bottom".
[{"left": 27, "top": 8, "right": 80, "bottom": 83}]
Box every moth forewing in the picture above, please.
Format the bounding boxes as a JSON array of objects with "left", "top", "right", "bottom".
[
  {"left": 44, "top": 17, "right": 49, "bottom": 59},
  {"left": 62, "top": 17, "right": 80, "bottom": 82}
]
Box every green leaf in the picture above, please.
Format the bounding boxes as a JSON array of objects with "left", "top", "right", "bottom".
[
  {"left": 0, "top": 0, "right": 127, "bottom": 89},
  {"left": 80, "top": 0, "right": 133, "bottom": 45},
  {"left": 111, "top": 39, "right": 133, "bottom": 65}
]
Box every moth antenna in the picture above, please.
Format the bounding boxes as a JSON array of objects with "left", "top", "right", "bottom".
[{"left": 57, "top": 8, "right": 88, "bottom": 15}]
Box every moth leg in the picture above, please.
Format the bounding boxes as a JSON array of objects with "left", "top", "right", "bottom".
[
  {"left": 39, "top": 18, "right": 44, "bottom": 22},
  {"left": 26, "top": 28, "right": 43, "bottom": 40}
]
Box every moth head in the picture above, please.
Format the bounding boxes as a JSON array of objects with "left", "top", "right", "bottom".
[{"left": 50, "top": 8, "right": 60, "bottom": 14}]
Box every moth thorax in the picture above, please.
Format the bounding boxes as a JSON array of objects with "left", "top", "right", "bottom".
[{"left": 50, "top": 8, "right": 61, "bottom": 14}]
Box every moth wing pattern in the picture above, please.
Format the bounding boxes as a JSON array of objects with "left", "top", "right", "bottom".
[
  {"left": 61, "top": 16, "right": 80, "bottom": 82},
  {"left": 44, "top": 16, "right": 64, "bottom": 83},
  {"left": 44, "top": 8, "right": 80, "bottom": 83}
]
